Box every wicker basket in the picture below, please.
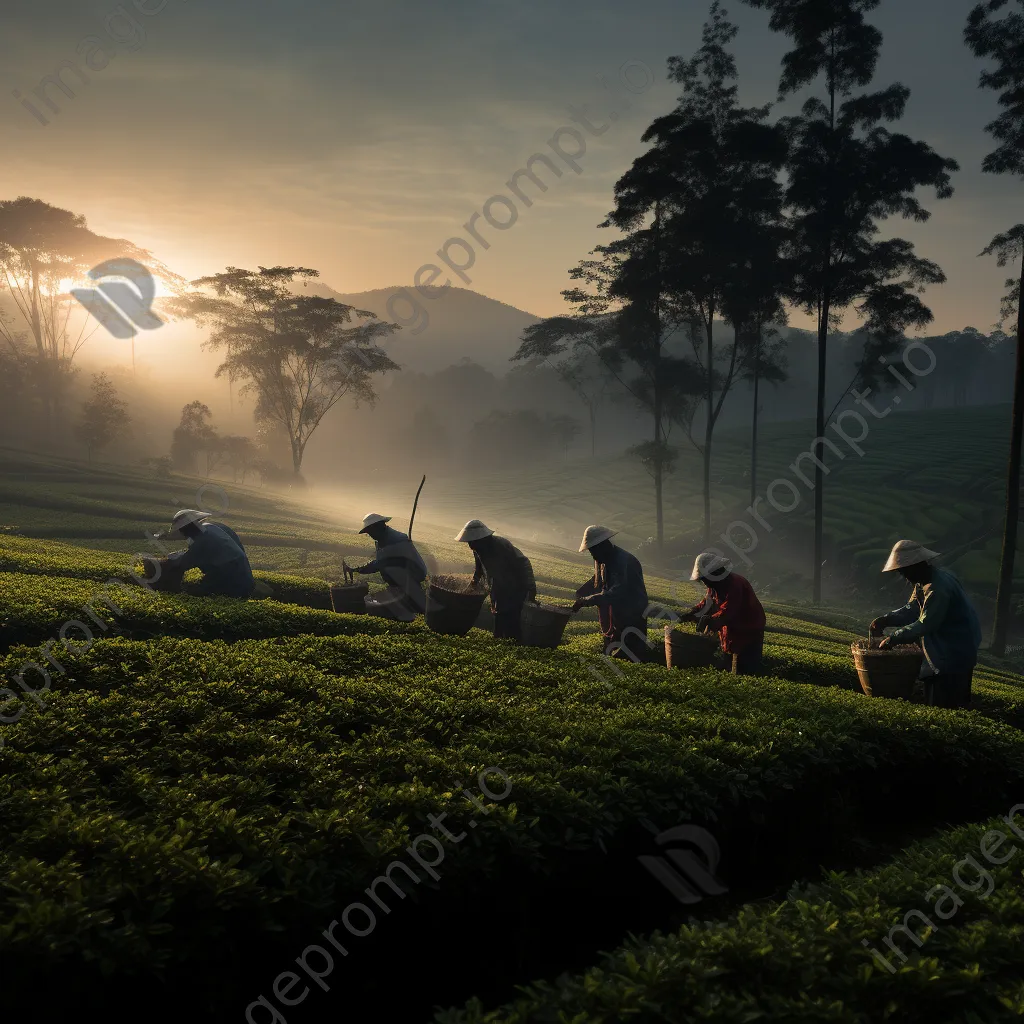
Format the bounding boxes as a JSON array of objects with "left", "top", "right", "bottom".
[
  {"left": 522, "top": 603, "right": 573, "bottom": 648},
  {"left": 330, "top": 582, "right": 369, "bottom": 614},
  {"left": 851, "top": 640, "right": 923, "bottom": 698},
  {"left": 665, "top": 625, "right": 719, "bottom": 669},
  {"left": 426, "top": 574, "right": 486, "bottom": 636}
]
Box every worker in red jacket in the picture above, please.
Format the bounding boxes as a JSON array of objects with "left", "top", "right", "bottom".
[{"left": 680, "top": 551, "right": 766, "bottom": 675}]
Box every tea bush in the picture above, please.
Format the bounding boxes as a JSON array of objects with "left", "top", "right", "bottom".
[
  {"left": 0, "top": 571, "right": 417, "bottom": 650},
  {"left": 437, "top": 810, "right": 1024, "bottom": 1024},
  {"left": 2, "top": 634, "right": 1024, "bottom": 1000},
  {"left": 0, "top": 536, "right": 336, "bottom": 609}
]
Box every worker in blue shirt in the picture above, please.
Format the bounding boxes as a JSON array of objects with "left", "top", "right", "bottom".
[
  {"left": 352, "top": 513, "right": 428, "bottom": 621},
  {"left": 573, "top": 525, "right": 650, "bottom": 661},
  {"left": 159, "top": 509, "right": 254, "bottom": 599},
  {"left": 870, "top": 539, "right": 982, "bottom": 709}
]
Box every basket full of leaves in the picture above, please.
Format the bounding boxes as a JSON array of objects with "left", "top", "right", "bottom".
[
  {"left": 665, "top": 625, "right": 719, "bottom": 669},
  {"left": 426, "top": 574, "right": 486, "bottom": 636},
  {"left": 522, "top": 602, "right": 574, "bottom": 648},
  {"left": 851, "top": 638, "right": 923, "bottom": 698}
]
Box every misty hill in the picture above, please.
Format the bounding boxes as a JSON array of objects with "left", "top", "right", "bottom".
[{"left": 302, "top": 282, "right": 541, "bottom": 375}]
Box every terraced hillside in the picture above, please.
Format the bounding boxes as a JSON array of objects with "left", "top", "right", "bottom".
[
  {"left": 1, "top": 511, "right": 1024, "bottom": 1019},
  {"left": 394, "top": 404, "right": 1021, "bottom": 616},
  {"left": 2, "top": 444, "right": 1024, "bottom": 1020},
  {"left": 4, "top": 403, "right": 1014, "bottom": 624}
]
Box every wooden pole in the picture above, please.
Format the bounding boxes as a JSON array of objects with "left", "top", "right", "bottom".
[{"left": 408, "top": 475, "right": 426, "bottom": 538}]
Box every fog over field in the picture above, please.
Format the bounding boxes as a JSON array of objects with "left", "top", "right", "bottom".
[{"left": 5, "top": 0, "right": 1024, "bottom": 1021}]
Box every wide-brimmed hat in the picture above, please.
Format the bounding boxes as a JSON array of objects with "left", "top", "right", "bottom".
[
  {"left": 690, "top": 551, "right": 731, "bottom": 581},
  {"left": 158, "top": 509, "right": 212, "bottom": 540},
  {"left": 579, "top": 525, "right": 617, "bottom": 553},
  {"left": 456, "top": 519, "right": 494, "bottom": 543},
  {"left": 882, "top": 539, "right": 940, "bottom": 572},
  {"left": 359, "top": 513, "right": 392, "bottom": 534}
]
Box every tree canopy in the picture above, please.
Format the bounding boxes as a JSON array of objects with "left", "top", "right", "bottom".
[{"left": 167, "top": 266, "right": 400, "bottom": 474}]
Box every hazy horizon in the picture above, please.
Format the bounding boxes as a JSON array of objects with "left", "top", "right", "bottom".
[{"left": 2, "top": 0, "right": 1017, "bottom": 365}]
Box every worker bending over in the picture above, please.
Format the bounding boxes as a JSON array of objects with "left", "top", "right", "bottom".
[
  {"left": 870, "top": 540, "right": 981, "bottom": 709},
  {"left": 456, "top": 520, "right": 536, "bottom": 642},
  {"left": 573, "top": 526, "right": 650, "bottom": 661},
  {"left": 351, "top": 512, "right": 428, "bottom": 622},
  {"left": 682, "top": 552, "right": 766, "bottom": 675},
  {"left": 159, "top": 509, "right": 254, "bottom": 599}
]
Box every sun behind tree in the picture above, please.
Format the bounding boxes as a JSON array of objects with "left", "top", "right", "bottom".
[{"left": 166, "top": 266, "right": 400, "bottom": 479}]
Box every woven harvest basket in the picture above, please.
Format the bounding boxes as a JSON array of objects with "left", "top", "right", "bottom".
[
  {"left": 851, "top": 639, "right": 923, "bottom": 698},
  {"left": 330, "top": 582, "right": 369, "bottom": 614},
  {"left": 665, "top": 625, "right": 719, "bottom": 669},
  {"left": 426, "top": 574, "right": 487, "bottom": 636},
  {"left": 522, "top": 603, "right": 573, "bottom": 648}
]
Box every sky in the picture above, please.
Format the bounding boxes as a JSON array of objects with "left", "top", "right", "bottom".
[{"left": 2, "top": 0, "right": 1020, "bottom": 370}]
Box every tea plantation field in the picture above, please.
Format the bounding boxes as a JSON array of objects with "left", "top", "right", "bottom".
[
  {"left": 390, "top": 404, "right": 1024, "bottom": 616},
  {"left": 3, "top": 448, "right": 1024, "bottom": 1021}
]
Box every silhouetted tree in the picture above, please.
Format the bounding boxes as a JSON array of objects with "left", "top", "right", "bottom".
[
  {"left": 967, "top": 0, "right": 1024, "bottom": 654},
  {"left": 548, "top": 413, "right": 582, "bottom": 459},
  {"left": 651, "top": 2, "right": 790, "bottom": 543},
  {"left": 983, "top": 228, "right": 1024, "bottom": 649},
  {"left": 513, "top": 4, "right": 788, "bottom": 545},
  {"left": 515, "top": 231, "right": 701, "bottom": 548},
  {"left": 170, "top": 400, "right": 216, "bottom": 473},
  {"left": 0, "top": 197, "right": 175, "bottom": 441},
  {"left": 739, "top": 325, "right": 789, "bottom": 505},
  {"left": 75, "top": 372, "right": 130, "bottom": 461},
  {"left": 743, "top": 0, "right": 958, "bottom": 603},
  {"left": 167, "top": 267, "right": 399, "bottom": 475}
]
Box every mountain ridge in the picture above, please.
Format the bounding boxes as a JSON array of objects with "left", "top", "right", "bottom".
[{"left": 300, "top": 281, "right": 542, "bottom": 374}]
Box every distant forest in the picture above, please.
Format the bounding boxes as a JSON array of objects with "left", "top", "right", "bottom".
[
  {"left": 306, "top": 324, "right": 1011, "bottom": 480},
  {"left": 0, "top": 321, "right": 1007, "bottom": 486}
]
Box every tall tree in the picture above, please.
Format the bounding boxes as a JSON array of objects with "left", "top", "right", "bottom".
[
  {"left": 740, "top": 325, "right": 790, "bottom": 505},
  {"left": 75, "top": 372, "right": 130, "bottom": 461},
  {"left": 742, "top": 0, "right": 958, "bottom": 603},
  {"left": 718, "top": 143, "right": 792, "bottom": 510},
  {"left": 168, "top": 267, "right": 399, "bottom": 476},
  {"left": 613, "top": 2, "right": 789, "bottom": 543},
  {"left": 981, "top": 227, "right": 1024, "bottom": 652},
  {"left": 0, "top": 197, "right": 176, "bottom": 441},
  {"left": 967, "top": 1, "right": 1024, "bottom": 655},
  {"left": 514, "top": 230, "right": 701, "bottom": 548}
]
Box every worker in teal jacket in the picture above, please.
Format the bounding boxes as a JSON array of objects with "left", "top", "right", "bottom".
[
  {"left": 573, "top": 525, "right": 650, "bottom": 661},
  {"left": 352, "top": 512, "right": 428, "bottom": 621},
  {"left": 870, "top": 539, "right": 981, "bottom": 709},
  {"left": 160, "top": 509, "right": 254, "bottom": 599}
]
